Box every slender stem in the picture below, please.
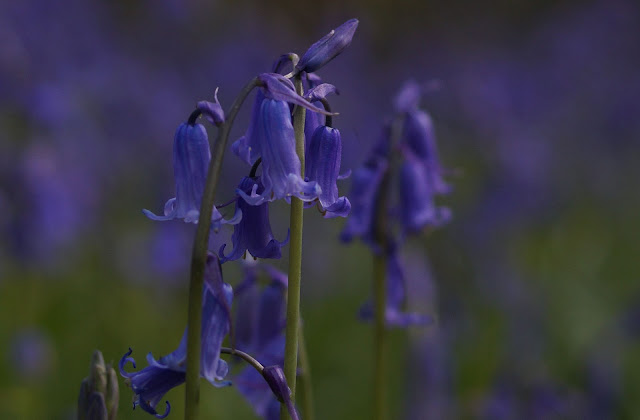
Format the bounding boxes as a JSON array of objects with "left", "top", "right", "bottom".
[
  {"left": 184, "top": 77, "right": 259, "bottom": 420},
  {"left": 372, "top": 117, "right": 402, "bottom": 420},
  {"left": 297, "top": 323, "right": 315, "bottom": 420},
  {"left": 281, "top": 74, "right": 306, "bottom": 420},
  {"left": 220, "top": 347, "right": 264, "bottom": 373},
  {"left": 373, "top": 251, "right": 388, "bottom": 420}
]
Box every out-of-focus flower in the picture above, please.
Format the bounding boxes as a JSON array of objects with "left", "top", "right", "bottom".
[
  {"left": 233, "top": 263, "right": 290, "bottom": 420},
  {"left": 119, "top": 253, "right": 232, "bottom": 418},
  {"left": 220, "top": 177, "right": 288, "bottom": 263},
  {"left": 340, "top": 155, "right": 388, "bottom": 244},
  {"left": 8, "top": 328, "right": 54, "bottom": 381},
  {"left": 360, "top": 245, "right": 432, "bottom": 327},
  {"left": 295, "top": 19, "right": 359, "bottom": 74},
  {"left": 305, "top": 126, "right": 351, "bottom": 218},
  {"left": 398, "top": 150, "right": 451, "bottom": 233},
  {"left": 395, "top": 81, "right": 451, "bottom": 195},
  {"left": 143, "top": 122, "right": 241, "bottom": 228}
]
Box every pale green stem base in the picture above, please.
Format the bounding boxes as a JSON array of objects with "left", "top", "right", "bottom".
[
  {"left": 373, "top": 253, "right": 388, "bottom": 420},
  {"left": 297, "top": 323, "right": 315, "bottom": 420}
]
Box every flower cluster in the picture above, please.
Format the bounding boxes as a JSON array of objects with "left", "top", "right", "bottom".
[
  {"left": 120, "top": 19, "right": 357, "bottom": 419},
  {"left": 342, "top": 80, "right": 451, "bottom": 327}
]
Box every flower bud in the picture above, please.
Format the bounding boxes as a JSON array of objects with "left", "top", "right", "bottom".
[
  {"left": 78, "top": 350, "right": 119, "bottom": 420},
  {"left": 296, "top": 19, "right": 359, "bottom": 73}
]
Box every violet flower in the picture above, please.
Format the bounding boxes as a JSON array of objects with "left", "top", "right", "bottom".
[
  {"left": 295, "top": 19, "right": 359, "bottom": 74},
  {"left": 119, "top": 253, "right": 232, "bottom": 418},
  {"left": 398, "top": 150, "right": 451, "bottom": 233},
  {"left": 219, "top": 177, "right": 288, "bottom": 263},
  {"left": 305, "top": 126, "right": 351, "bottom": 218},
  {"left": 232, "top": 263, "right": 294, "bottom": 420},
  {"left": 143, "top": 122, "right": 241, "bottom": 229},
  {"left": 340, "top": 155, "right": 388, "bottom": 243},
  {"left": 395, "top": 81, "right": 451, "bottom": 195},
  {"left": 232, "top": 73, "right": 332, "bottom": 204}
]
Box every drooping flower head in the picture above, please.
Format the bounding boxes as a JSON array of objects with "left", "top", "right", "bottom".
[
  {"left": 305, "top": 126, "right": 351, "bottom": 218},
  {"left": 231, "top": 73, "right": 333, "bottom": 204},
  {"left": 395, "top": 80, "right": 451, "bottom": 195},
  {"left": 143, "top": 121, "right": 241, "bottom": 229},
  {"left": 295, "top": 19, "right": 359, "bottom": 74},
  {"left": 219, "top": 177, "right": 288, "bottom": 263},
  {"left": 119, "top": 253, "right": 232, "bottom": 418},
  {"left": 398, "top": 149, "right": 451, "bottom": 233},
  {"left": 340, "top": 125, "right": 391, "bottom": 244}
]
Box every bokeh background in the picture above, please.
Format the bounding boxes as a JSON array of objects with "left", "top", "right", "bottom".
[{"left": 1, "top": 0, "right": 639, "bottom": 418}]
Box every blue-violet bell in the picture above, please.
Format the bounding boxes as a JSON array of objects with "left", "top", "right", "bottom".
[
  {"left": 233, "top": 263, "right": 291, "bottom": 420},
  {"left": 305, "top": 126, "right": 351, "bottom": 218},
  {"left": 295, "top": 19, "right": 359, "bottom": 74},
  {"left": 119, "top": 253, "right": 232, "bottom": 418},
  {"left": 232, "top": 74, "right": 333, "bottom": 204},
  {"left": 219, "top": 177, "right": 289, "bottom": 263},
  {"left": 398, "top": 150, "right": 451, "bottom": 233},
  {"left": 143, "top": 122, "right": 241, "bottom": 229},
  {"left": 395, "top": 81, "right": 451, "bottom": 195}
]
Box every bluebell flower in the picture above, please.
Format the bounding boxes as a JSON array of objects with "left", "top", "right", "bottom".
[
  {"left": 305, "top": 126, "right": 351, "bottom": 218},
  {"left": 119, "top": 253, "right": 232, "bottom": 418},
  {"left": 395, "top": 81, "right": 451, "bottom": 195},
  {"left": 232, "top": 74, "right": 333, "bottom": 204},
  {"left": 339, "top": 154, "right": 388, "bottom": 243},
  {"left": 232, "top": 263, "right": 291, "bottom": 420},
  {"left": 295, "top": 19, "right": 359, "bottom": 74},
  {"left": 398, "top": 150, "right": 451, "bottom": 233},
  {"left": 143, "top": 122, "right": 241, "bottom": 228},
  {"left": 360, "top": 245, "right": 432, "bottom": 327},
  {"left": 219, "top": 177, "right": 288, "bottom": 263}
]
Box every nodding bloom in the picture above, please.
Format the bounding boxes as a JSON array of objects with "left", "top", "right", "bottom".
[
  {"left": 295, "top": 19, "right": 359, "bottom": 74},
  {"left": 232, "top": 73, "right": 332, "bottom": 204},
  {"left": 340, "top": 129, "right": 391, "bottom": 243},
  {"left": 232, "top": 263, "right": 295, "bottom": 420},
  {"left": 119, "top": 253, "right": 232, "bottom": 418},
  {"left": 305, "top": 126, "right": 351, "bottom": 218},
  {"left": 143, "top": 122, "right": 241, "bottom": 229},
  {"left": 360, "top": 245, "right": 432, "bottom": 328},
  {"left": 219, "top": 177, "right": 288, "bottom": 263},
  {"left": 398, "top": 150, "right": 451, "bottom": 233},
  {"left": 395, "top": 80, "right": 451, "bottom": 195}
]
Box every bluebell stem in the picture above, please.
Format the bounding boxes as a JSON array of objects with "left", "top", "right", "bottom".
[
  {"left": 360, "top": 244, "right": 432, "bottom": 327},
  {"left": 219, "top": 177, "right": 289, "bottom": 263},
  {"left": 119, "top": 253, "right": 232, "bottom": 418},
  {"left": 143, "top": 122, "right": 241, "bottom": 229},
  {"left": 295, "top": 19, "right": 359, "bottom": 74},
  {"left": 398, "top": 149, "right": 451, "bottom": 233}
]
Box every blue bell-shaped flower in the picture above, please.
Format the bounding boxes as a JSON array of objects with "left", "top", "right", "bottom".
[{"left": 143, "top": 122, "right": 241, "bottom": 229}]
